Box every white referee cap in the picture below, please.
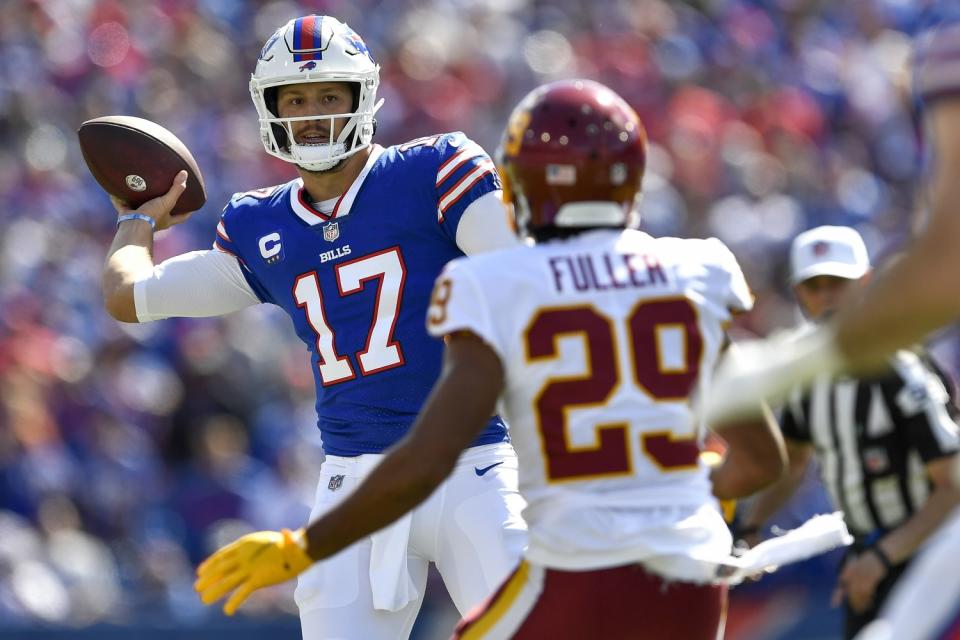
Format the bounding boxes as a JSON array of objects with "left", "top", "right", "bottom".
[{"left": 790, "top": 225, "right": 870, "bottom": 285}]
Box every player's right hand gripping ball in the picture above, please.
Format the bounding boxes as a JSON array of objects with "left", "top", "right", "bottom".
[
  {"left": 78, "top": 115, "right": 206, "bottom": 214},
  {"left": 195, "top": 528, "right": 313, "bottom": 615}
]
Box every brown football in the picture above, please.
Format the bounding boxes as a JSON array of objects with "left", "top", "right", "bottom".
[{"left": 78, "top": 115, "right": 206, "bottom": 215}]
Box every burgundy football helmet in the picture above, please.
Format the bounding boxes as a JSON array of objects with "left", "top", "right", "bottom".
[{"left": 497, "top": 79, "right": 647, "bottom": 239}]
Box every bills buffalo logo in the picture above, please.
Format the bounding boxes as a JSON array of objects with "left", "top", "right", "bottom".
[
  {"left": 328, "top": 475, "right": 344, "bottom": 491},
  {"left": 299, "top": 61, "right": 317, "bottom": 72}
]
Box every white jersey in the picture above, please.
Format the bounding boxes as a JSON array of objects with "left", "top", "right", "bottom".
[{"left": 427, "top": 228, "right": 753, "bottom": 578}]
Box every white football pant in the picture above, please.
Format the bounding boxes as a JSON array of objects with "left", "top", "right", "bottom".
[{"left": 295, "top": 442, "right": 527, "bottom": 640}]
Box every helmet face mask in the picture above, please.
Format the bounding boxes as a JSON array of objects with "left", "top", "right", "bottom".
[
  {"left": 250, "top": 16, "right": 383, "bottom": 172},
  {"left": 271, "top": 109, "right": 358, "bottom": 171},
  {"left": 496, "top": 79, "right": 648, "bottom": 241}
]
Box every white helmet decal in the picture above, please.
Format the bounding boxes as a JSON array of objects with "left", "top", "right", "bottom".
[{"left": 250, "top": 16, "right": 383, "bottom": 172}]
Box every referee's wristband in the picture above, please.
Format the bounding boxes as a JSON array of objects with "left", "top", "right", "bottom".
[
  {"left": 117, "top": 213, "right": 156, "bottom": 230},
  {"left": 868, "top": 545, "right": 894, "bottom": 572}
]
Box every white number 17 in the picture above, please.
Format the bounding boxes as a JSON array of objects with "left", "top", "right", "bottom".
[{"left": 293, "top": 247, "right": 407, "bottom": 386}]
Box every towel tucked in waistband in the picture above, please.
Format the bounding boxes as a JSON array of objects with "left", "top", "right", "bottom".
[{"left": 369, "top": 511, "right": 418, "bottom": 611}]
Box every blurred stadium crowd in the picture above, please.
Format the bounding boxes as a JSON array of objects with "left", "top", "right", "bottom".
[{"left": 0, "top": 0, "right": 951, "bottom": 636}]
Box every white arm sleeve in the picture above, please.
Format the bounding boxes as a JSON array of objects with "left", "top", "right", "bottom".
[
  {"left": 455, "top": 190, "right": 522, "bottom": 256},
  {"left": 133, "top": 249, "right": 261, "bottom": 322}
]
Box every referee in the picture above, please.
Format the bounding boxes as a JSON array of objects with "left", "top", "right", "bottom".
[{"left": 738, "top": 226, "right": 960, "bottom": 640}]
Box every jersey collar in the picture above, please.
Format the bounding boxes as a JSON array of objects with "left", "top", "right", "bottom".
[{"left": 289, "top": 145, "right": 385, "bottom": 226}]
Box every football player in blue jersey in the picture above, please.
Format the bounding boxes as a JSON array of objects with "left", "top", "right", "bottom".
[
  {"left": 704, "top": 6, "right": 960, "bottom": 431},
  {"left": 101, "top": 15, "right": 525, "bottom": 639}
]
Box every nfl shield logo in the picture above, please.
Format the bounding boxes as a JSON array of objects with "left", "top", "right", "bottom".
[
  {"left": 328, "top": 475, "right": 344, "bottom": 491},
  {"left": 323, "top": 222, "right": 340, "bottom": 242}
]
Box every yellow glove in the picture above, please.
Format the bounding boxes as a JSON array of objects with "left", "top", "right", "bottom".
[
  {"left": 194, "top": 527, "right": 313, "bottom": 615},
  {"left": 719, "top": 497, "right": 737, "bottom": 524}
]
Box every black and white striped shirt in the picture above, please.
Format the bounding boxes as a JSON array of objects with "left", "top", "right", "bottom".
[{"left": 779, "top": 349, "right": 960, "bottom": 539}]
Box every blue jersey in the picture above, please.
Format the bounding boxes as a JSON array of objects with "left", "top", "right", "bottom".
[{"left": 213, "top": 133, "right": 509, "bottom": 455}]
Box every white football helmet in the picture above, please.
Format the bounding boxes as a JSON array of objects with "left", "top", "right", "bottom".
[{"left": 250, "top": 16, "right": 383, "bottom": 171}]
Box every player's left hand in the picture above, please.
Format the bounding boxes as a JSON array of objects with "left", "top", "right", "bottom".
[
  {"left": 832, "top": 550, "right": 887, "bottom": 613},
  {"left": 195, "top": 527, "right": 313, "bottom": 615}
]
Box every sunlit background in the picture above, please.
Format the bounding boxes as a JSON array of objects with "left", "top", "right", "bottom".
[{"left": 0, "top": 0, "right": 953, "bottom": 638}]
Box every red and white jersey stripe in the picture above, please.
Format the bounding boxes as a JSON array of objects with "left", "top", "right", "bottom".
[
  {"left": 438, "top": 159, "right": 497, "bottom": 222},
  {"left": 435, "top": 138, "right": 498, "bottom": 223}
]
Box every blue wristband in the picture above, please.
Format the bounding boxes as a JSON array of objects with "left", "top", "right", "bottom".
[{"left": 117, "top": 213, "right": 156, "bottom": 230}]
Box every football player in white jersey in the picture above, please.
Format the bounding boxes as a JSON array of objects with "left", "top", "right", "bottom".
[{"left": 194, "top": 79, "right": 786, "bottom": 638}]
